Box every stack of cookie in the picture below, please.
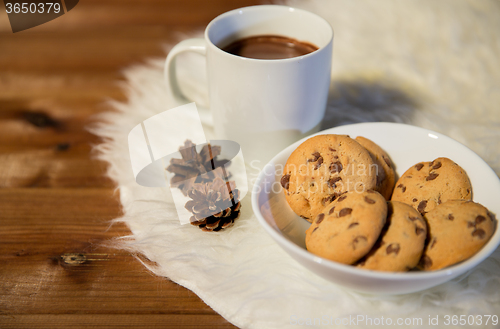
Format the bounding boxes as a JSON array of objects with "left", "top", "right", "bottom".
[
  {"left": 281, "top": 134, "right": 496, "bottom": 272},
  {"left": 392, "top": 158, "right": 495, "bottom": 271}
]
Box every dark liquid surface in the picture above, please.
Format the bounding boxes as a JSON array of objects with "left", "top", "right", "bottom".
[{"left": 221, "top": 35, "right": 319, "bottom": 60}]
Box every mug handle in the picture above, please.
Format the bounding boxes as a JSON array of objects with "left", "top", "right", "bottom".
[{"left": 164, "top": 38, "right": 213, "bottom": 126}]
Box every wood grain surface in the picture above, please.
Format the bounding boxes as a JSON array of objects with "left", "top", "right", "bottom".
[{"left": 0, "top": 1, "right": 263, "bottom": 327}]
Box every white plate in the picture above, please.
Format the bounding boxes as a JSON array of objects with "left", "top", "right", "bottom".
[{"left": 251, "top": 122, "right": 500, "bottom": 294}]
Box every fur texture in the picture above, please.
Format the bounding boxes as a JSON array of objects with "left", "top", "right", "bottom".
[{"left": 90, "top": 0, "right": 500, "bottom": 328}]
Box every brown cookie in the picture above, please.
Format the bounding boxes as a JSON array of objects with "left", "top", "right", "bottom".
[
  {"left": 418, "top": 200, "right": 495, "bottom": 271},
  {"left": 305, "top": 190, "right": 387, "bottom": 265},
  {"left": 357, "top": 201, "right": 427, "bottom": 272},
  {"left": 391, "top": 157, "right": 472, "bottom": 215},
  {"left": 281, "top": 134, "right": 378, "bottom": 222},
  {"left": 355, "top": 136, "right": 396, "bottom": 200}
]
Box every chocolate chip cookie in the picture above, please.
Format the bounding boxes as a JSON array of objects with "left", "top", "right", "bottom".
[
  {"left": 281, "top": 134, "right": 378, "bottom": 221},
  {"left": 418, "top": 200, "right": 495, "bottom": 271},
  {"left": 355, "top": 136, "right": 396, "bottom": 200},
  {"left": 357, "top": 201, "right": 427, "bottom": 272},
  {"left": 391, "top": 157, "right": 472, "bottom": 215},
  {"left": 305, "top": 190, "right": 387, "bottom": 265}
]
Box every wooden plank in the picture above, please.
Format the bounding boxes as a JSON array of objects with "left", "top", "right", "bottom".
[
  {"left": 0, "top": 72, "right": 126, "bottom": 100},
  {"left": 0, "top": 188, "right": 122, "bottom": 226},
  {"left": 0, "top": 315, "right": 236, "bottom": 328},
  {"left": 0, "top": 151, "right": 113, "bottom": 188},
  {"left": 0, "top": 31, "right": 170, "bottom": 71},
  {"left": 0, "top": 97, "right": 115, "bottom": 187},
  {"left": 0, "top": 188, "right": 234, "bottom": 326},
  {"left": 0, "top": 0, "right": 266, "bottom": 32}
]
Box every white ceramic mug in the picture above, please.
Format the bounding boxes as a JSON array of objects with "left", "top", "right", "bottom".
[{"left": 165, "top": 5, "right": 333, "bottom": 165}]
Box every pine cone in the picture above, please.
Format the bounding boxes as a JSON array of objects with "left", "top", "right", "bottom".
[
  {"left": 166, "top": 140, "right": 229, "bottom": 195},
  {"left": 185, "top": 177, "right": 241, "bottom": 232}
]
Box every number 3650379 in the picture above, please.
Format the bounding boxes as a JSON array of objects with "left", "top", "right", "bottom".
[{"left": 5, "top": 2, "right": 61, "bottom": 14}]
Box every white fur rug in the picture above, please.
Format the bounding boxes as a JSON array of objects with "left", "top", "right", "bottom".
[{"left": 90, "top": 0, "right": 500, "bottom": 328}]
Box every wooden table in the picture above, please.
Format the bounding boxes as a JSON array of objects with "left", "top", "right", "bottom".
[{"left": 0, "top": 1, "right": 262, "bottom": 327}]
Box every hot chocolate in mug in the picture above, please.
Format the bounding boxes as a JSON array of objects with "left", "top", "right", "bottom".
[{"left": 165, "top": 5, "right": 333, "bottom": 164}]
